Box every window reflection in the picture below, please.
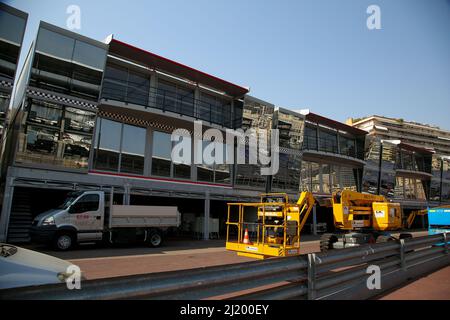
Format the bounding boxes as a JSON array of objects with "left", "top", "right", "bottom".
[
  {"left": 173, "top": 135, "right": 191, "bottom": 180},
  {"left": 152, "top": 131, "right": 172, "bottom": 177},
  {"left": 340, "top": 135, "right": 356, "bottom": 157},
  {"left": 32, "top": 27, "right": 106, "bottom": 100},
  {"left": 17, "top": 100, "right": 95, "bottom": 169},
  {"left": 303, "top": 125, "right": 317, "bottom": 151},
  {"left": 26, "top": 126, "right": 58, "bottom": 154},
  {"left": 197, "top": 139, "right": 231, "bottom": 184},
  {"left": 121, "top": 124, "right": 146, "bottom": 174},
  {"left": 28, "top": 101, "right": 62, "bottom": 127},
  {"left": 64, "top": 107, "right": 95, "bottom": 133},
  {"left": 94, "top": 119, "right": 121, "bottom": 171},
  {"left": 319, "top": 129, "right": 338, "bottom": 153},
  {"left": 62, "top": 132, "right": 90, "bottom": 168}
]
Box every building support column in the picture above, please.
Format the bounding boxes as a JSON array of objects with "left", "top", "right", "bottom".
[
  {"left": 0, "top": 176, "right": 14, "bottom": 242},
  {"left": 312, "top": 204, "right": 317, "bottom": 236},
  {"left": 124, "top": 183, "right": 131, "bottom": 205},
  {"left": 204, "top": 191, "right": 210, "bottom": 240}
]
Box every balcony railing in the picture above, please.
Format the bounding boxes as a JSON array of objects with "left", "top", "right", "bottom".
[
  {"left": 302, "top": 134, "right": 364, "bottom": 160},
  {"left": 101, "top": 78, "right": 238, "bottom": 128}
]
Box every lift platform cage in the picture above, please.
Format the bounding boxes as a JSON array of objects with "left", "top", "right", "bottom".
[{"left": 226, "top": 193, "right": 314, "bottom": 259}]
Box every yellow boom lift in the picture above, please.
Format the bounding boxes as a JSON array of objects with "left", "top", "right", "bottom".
[
  {"left": 226, "top": 189, "right": 416, "bottom": 258},
  {"left": 225, "top": 192, "right": 315, "bottom": 259}
]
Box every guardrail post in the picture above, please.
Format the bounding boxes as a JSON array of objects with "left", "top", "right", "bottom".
[
  {"left": 307, "top": 253, "right": 316, "bottom": 300},
  {"left": 400, "top": 239, "right": 406, "bottom": 271},
  {"left": 444, "top": 232, "right": 448, "bottom": 254}
]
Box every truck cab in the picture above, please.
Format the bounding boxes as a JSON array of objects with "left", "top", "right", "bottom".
[{"left": 31, "top": 191, "right": 105, "bottom": 250}]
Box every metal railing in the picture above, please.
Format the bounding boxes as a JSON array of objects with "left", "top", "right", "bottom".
[
  {"left": 0, "top": 233, "right": 448, "bottom": 300},
  {"left": 101, "top": 78, "right": 236, "bottom": 128}
]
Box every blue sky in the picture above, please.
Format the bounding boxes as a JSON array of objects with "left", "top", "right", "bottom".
[{"left": 5, "top": 0, "right": 450, "bottom": 130}]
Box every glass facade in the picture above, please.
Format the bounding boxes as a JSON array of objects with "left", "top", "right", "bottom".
[
  {"left": 30, "top": 25, "right": 107, "bottom": 101},
  {"left": 197, "top": 140, "right": 231, "bottom": 184},
  {"left": 0, "top": 7, "right": 26, "bottom": 80},
  {"left": 16, "top": 99, "right": 95, "bottom": 169},
  {"left": 362, "top": 137, "right": 435, "bottom": 201},
  {"left": 271, "top": 109, "right": 305, "bottom": 193},
  {"left": 234, "top": 97, "right": 274, "bottom": 190},
  {"left": 93, "top": 118, "right": 146, "bottom": 174},
  {"left": 101, "top": 59, "right": 239, "bottom": 129},
  {"left": 302, "top": 122, "right": 364, "bottom": 161},
  {"left": 152, "top": 131, "right": 172, "bottom": 177},
  {"left": 301, "top": 161, "right": 357, "bottom": 193}
]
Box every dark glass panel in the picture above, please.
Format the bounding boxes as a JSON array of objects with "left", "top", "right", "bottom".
[{"left": 152, "top": 131, "right": 171, "bottom": 177}]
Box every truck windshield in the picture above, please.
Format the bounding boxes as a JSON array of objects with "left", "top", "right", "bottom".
[{"left": 58, "top": 192, "right": 82, "bottom": 209}]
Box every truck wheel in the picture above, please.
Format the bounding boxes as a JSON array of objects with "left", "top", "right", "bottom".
[
  {"left": 320, "top": 233, "right": 337, "bottom": 253},
  {"left": 148, "top": 230, "right": 163, "bottom": 248},
  {"left": 53, "top": 233, "right": 74, "bottom": 251}
]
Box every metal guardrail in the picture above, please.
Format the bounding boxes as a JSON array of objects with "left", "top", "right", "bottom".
[{"left": 0, "top": 233, "right": 449, "bottom": 300}]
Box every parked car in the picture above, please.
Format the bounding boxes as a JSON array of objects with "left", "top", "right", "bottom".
[{"left": 0, "top": 243, "right": 80, "bottom": 290}]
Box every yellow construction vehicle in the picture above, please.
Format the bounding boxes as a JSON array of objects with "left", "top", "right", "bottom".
[
  {"left": 320, "top": 190, "right": 409, "bottom": 252},
  {"left": 225, "top": 192, "right": 315, "bottom": 259},
  {"left": 226, "top": 189, "right": 415, "bottom": 258}
]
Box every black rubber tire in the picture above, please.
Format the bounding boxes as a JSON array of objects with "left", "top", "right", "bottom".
[
  {"left": 53, "top": 232, "right": 74, "bottom": 251},
  {"left": 148, "top": 229, "right": 163, "bottom": 248},
  {"left": 320, "top": 233, "right": 338, "bottom": 253}
]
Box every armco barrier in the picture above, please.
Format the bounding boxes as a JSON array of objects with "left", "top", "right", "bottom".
[{"left": 0, "top": 233, "right": 448, "bottom": 300}]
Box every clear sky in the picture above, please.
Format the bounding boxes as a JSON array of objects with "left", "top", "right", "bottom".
[{"left": 5, "top": 0, "right": 450, "bottom": 130}]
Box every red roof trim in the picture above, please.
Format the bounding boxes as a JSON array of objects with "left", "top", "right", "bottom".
[
  {"left": 398, "top": 142, "right": 435, "bottom": 155},
  {"left": 306, "top": 112, "right": 368, "bottom": 136},
  {"left": 110, "top": 39, "right": 249, "bottom": 96}
]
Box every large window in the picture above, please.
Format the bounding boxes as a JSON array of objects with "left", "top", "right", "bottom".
[
  {"left": 155, "top": 79, "right": 195, "bottom": 116},
  {"left": 121, "top": 124, "right": 146, "bottom": 174},
  {"left": 127, "top": 70, "right": 150, "bottom": 106},
  {"left": 31, "top": 26, "right": 106, "bottom": 100},
  {"left": 16, "top": 100, "right": 94, "bottom": 169},
  {"left": 64, "top": 107, "right": 95, "bottom": 134},
  {"left": 197, "top": 140, "right": 231, "bottom": 184},
  {"left": 0, "top": 94, "right": 10, "bottom": 122},
  {"left": 319, "top": 129, "right": 338, "bottom": 153},
  {"left": 94, "top": 118, "right": 146, "bottom": 175},
  {"left": 302, "top": 161, "right": 357, "bottom": 194},
  {"left": 25, "top": 126, "right": 59, "bottom": 155},
  {"left": 340, "top": 135, "right": 356, "bottom": 157},
  {"left": 199, "top": 92, "right": 232, "bottom": 127},
  {"left": 152, "top": 131, "right": 172, "bottom": 177},
  {"left": 94, "top": 119, "right": 121, "bottom": 171},
  {"left": 28, "top": 101, "right": 62, "bottom": 127},
  {"left": 0, "top": 9, "right": 26, "bottom": 80},
  {"left": 63, "top": 132, "right": 91, "bottom": 168},
  {"left": 303, "top": 125, "right": 317, "bottom": 151},
  {"left": 173, "top": 135, "right": 192, "bottom": 180}
]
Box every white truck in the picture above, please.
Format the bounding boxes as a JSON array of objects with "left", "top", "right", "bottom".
[{"left": 30, "top": 190, "right": 181, "bottom": 251}]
